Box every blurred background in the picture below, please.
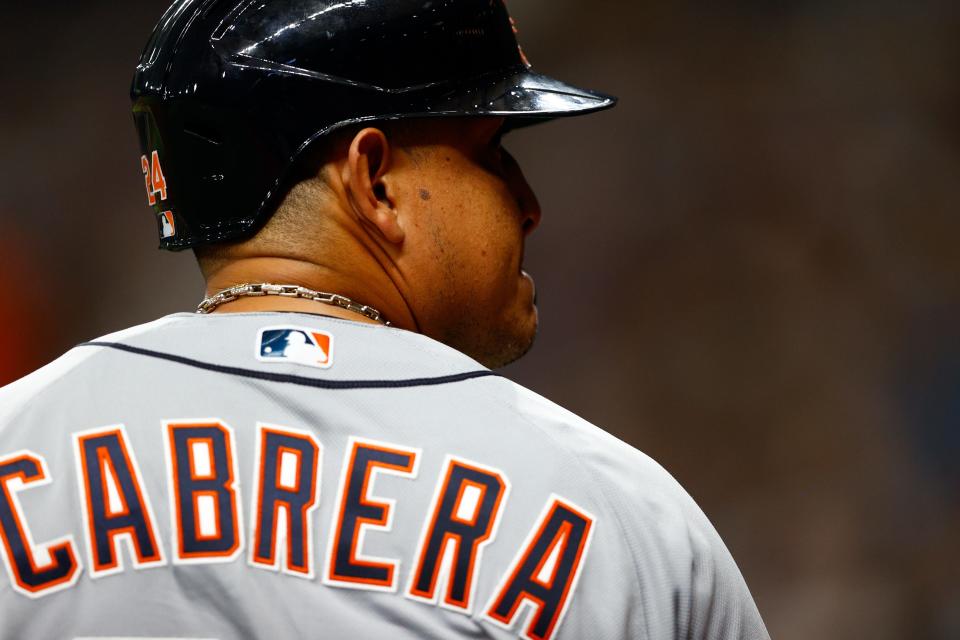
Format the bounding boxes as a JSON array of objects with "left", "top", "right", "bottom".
[{"left": 1, "top": 0, "right": 958, "bottom": 637}]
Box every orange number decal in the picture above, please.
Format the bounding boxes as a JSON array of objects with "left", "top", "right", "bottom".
[
  {"left": 140, "top": 150, "right": 168, "bottom": 205},
  {"left": 140, "top": 155, "right": 157, "bottom": 206},
  {"left": 151, "top": 151, "right": 168, "bottom": 201}
]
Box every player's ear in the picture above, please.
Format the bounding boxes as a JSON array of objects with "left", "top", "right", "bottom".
[{"left": 342, "top": 127, "right": 404, "bottom": 245}]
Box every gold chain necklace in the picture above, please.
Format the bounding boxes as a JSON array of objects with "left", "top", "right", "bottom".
[{"left": 196, "top": 283, "right": 389, "bottom": 325}]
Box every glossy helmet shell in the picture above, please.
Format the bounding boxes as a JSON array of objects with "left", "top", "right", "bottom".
[{"left": 132, "top": 0, "right": 617, "bottom": 250}]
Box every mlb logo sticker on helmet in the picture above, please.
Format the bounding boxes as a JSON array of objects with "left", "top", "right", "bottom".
[
  {"left": 256, "top": 327, "right": 334, "bottom": 369},
  {"left": 159, "top": 211, "right": 176, "bottom": 239}
]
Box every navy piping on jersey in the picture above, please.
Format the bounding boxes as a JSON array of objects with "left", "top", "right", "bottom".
[{"left": 79, "top": 342, "right": 498, "bottom": 390}]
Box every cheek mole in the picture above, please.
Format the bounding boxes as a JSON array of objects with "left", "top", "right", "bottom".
[{"left": 419, "top": 188, "right": 432, "bottom": 201}]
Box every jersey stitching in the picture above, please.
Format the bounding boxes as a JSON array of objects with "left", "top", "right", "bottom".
[{"left": 79, "top": 342, "right": 498, "bottom": 390}]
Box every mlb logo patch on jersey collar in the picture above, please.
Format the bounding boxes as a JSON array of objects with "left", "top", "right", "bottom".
[{"left": 256, "top": 326, "right": 334, "bottom": 369}]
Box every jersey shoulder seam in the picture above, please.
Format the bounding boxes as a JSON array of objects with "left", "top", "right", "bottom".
[{"left": 77, "top": 341, "right": 497, "bottom": 390}]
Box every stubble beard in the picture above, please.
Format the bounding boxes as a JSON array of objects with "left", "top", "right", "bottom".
[{"left": 444, "top": 306, "right": 539, "bottom": 369}]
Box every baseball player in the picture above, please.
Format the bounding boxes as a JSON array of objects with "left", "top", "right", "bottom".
[{"left": 0, "top": 1, "right": 770, "bottom": 639}]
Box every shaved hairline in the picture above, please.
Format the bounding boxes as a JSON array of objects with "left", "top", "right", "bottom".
[{"left": 193, "top": 117, "right": 448, "bottom": 278}]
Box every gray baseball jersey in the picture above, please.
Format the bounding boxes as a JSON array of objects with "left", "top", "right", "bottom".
[{"left": 0, "top": 312, "right": 769, "bottom": 640}]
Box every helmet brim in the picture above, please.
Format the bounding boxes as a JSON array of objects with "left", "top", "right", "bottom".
[
  {"left": 487, "top": 69, "right": 618, "bottom": 118},
  {"left": 427, "top": 67, "right": 618, "bottom": 122}
]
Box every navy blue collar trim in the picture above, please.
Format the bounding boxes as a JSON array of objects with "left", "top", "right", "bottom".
[{"left": 80, "top": 341, "right": 497, "bottom": 390}]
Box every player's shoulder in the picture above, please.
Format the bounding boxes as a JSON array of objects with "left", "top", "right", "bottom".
[
  {"left": 481, "top": 376, "right": 705, "bottom": 531},
  {"left": 0, "top": 316, "right": 179, "bottom": 417},
  {"left": 489, "top": 381, "right": 769, "bottom": 638},
  {"left": 491, "top": 378, "right": 684, "bottom": 489}
]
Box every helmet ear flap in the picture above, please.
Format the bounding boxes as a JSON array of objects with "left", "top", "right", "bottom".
[{"left": 133, "top": 104, "right": 186, "bottom": 247}]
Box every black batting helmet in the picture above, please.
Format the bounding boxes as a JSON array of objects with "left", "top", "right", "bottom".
[{"left": 132, "top": 0, "right": 617, "bottom": 250}]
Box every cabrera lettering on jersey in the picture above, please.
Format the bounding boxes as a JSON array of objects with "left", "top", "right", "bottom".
[
  {"left": 250, "top": 424, "right": 321, "bottom": 577},
  {"left": 0, "top": 425, "right": 597, "bottom": 640},
  {"left": 74, "top": 426, "right": 165, "bottom": 577},
  {"left": 164, "top": 420, "right": 242, "bottom": 563},
  {"left": 485, "top": 497, "right": 596, "bottom": 640},
  {"left": 407, "top": 456, "right": 508, "bottom": 613},
  {"left": 0, "top": 451, "right": 81, "bottom": 597},
  {"left": 324, "top": 437, "right": 420, "bottom": 591}
]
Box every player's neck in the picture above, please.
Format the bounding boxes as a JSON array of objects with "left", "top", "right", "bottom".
[{"left": 202, "top": 256, "right": 417, "bottom": 329}]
